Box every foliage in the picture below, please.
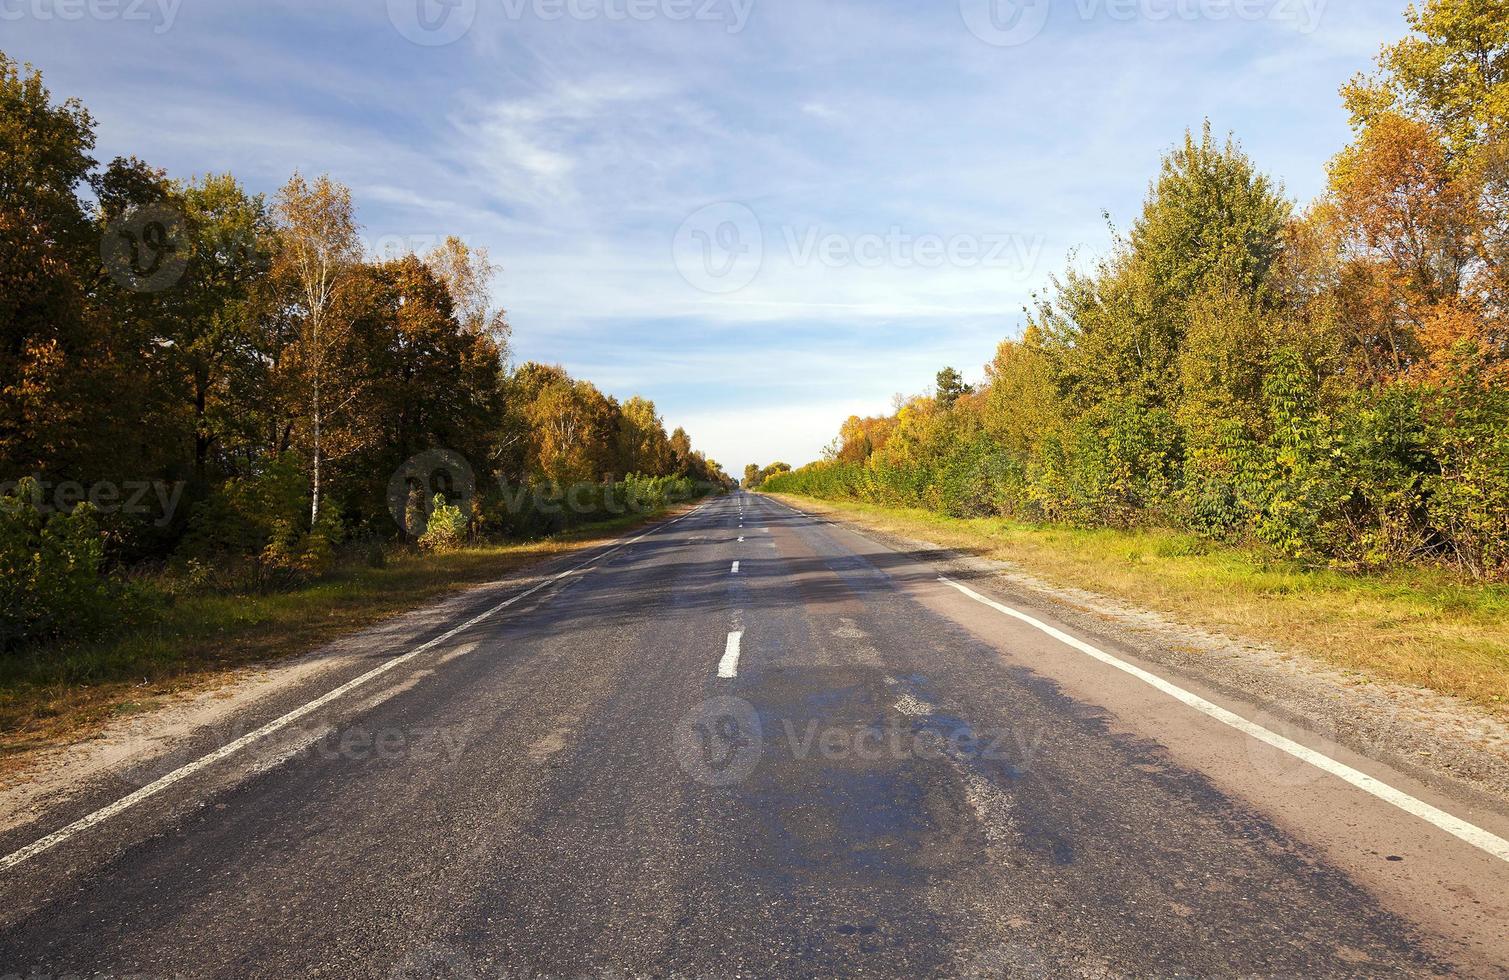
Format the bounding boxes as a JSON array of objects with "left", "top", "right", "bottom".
[
  {"left": 176, "top": 454, "right": 347, "bottom": 588},
  {"left": 418, "top": 493, "right": 467, "bottom": 552},
  {"left": 768, "top": 0, "right": 1509, "bottom": 581},
  {"left": 0, "top": 54, "right": 729, "bottom": 655},
  {"left": 480, "top": 474, "right": 706, "bottom": 540},
  {"left": 0, "top": 479, "right": 118, "bottom": 652},
  {"left": 742, "top": 462, "right": 792, "bottom": 490}
]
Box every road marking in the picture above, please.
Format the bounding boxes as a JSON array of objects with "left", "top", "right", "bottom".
[
  {"left": 435, "top": 642, "right": 479, "bottom": 665},
  {"left": 738, "top": 536, "right": 745, "bottom": 542},
  {"left": 0, "top": 504, "right": 708, "bottom": 873},
  {"left": 731, "top": 561, "right": 740, "bottom": 574},
  {"left": 938, "top": 575, "right": 1509, "bottom": 864},
  {"left": 719, "top": 631, "right": 744, "bottom": 679}
]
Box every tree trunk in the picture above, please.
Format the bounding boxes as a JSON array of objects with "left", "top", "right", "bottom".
[{"left": 311, "top": 375, "right": 322, "bottom": 525}]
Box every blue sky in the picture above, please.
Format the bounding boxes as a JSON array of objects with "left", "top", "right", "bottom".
[{"left": 6, "top": 0, "right": 1407, "bottom": 472}]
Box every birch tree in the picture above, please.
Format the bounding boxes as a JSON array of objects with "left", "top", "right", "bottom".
[
  {"left": 423, "top": 235, "right": 511, "bottom": 357},
  {"left": 273, "top": 173, "right": 361, "bottom": 524}
]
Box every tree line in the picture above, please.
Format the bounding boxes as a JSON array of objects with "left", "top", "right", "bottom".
[
  {"left": 1, "top": 51, "right": 727, "bottom": 650},
  {"left": 765, "top": 0, "right": 1509, "bottom": 580},
  {"left": 741, "top": 462, "right": 791, "bottom": 489}
]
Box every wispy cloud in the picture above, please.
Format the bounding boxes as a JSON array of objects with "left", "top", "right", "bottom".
[{"left": 3, "top": 0, "right": 1405, "bottom": 469}]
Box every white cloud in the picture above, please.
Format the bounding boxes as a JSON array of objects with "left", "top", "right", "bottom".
[{"left": 10, "top": 0, "right": 1410, "bottom": 466}]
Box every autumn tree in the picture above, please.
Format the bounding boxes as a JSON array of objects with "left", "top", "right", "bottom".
[
  {"left": 272, "top": 173, "right": 362, "bottom": 524},
  {"left": 157, "top": 174, "right": 276, "bottom": 479},
  {"left": 835, "top": 414, "right": 894, "bottom": 463},
  {"left": 1331, "top": 0, "right": 1509, "bottom": 383},
  {"left": 669, "top": 426, "right": 694, "bottom": 477},
  {"left": 0, "top": 55, "right": 98, "bottom": 478},
  {"left": 616, "top": 396, "right": 672, "bottom": 476},
  {"left": 342, "top": 255, "right": 504, "bottom": 525},
  {"left": 510, "top": 363, "right": 620, "bottom": 487},
  {"left": 981, "top": 327, "right": 1063, "bottom": 459},
  {"left": 424, "top": 236, "right": 511, "bottom": 359},
  {"left": 1328, "top": 113, "right": 1482, "bottom": 379},
  {"left": 1342, "top": 0, "right": 1509, "bottom": 160}
]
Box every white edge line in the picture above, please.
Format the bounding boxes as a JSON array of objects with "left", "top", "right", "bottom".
[
  {"left": 718, "top": 631, "right": 744, "bottom": 679},
  {"left": 0, "top": 503, "right": 708, "bottom": 873},
  {"left": 937, "top": 575, "right": 1509, "bottom": 864}
]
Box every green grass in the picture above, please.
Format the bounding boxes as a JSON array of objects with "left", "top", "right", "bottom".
[
  {"left": 767, "top": 493, "right": 1509, "bottom": 715},
  {"left": 0, "top": 506, "right": 688, "bottom": 757}
]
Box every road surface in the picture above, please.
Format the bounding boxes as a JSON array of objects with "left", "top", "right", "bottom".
[{"left": 2, "top": 492, "right": 1507, "bottom": 977}]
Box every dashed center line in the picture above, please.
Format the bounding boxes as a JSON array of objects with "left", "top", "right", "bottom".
[{"left": 719, "top": 631, "right": 744, "bottom": 679}]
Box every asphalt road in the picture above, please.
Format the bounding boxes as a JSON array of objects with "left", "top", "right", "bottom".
[{"left": 2, "top": 492, "right": 1507, "bottom": 978}]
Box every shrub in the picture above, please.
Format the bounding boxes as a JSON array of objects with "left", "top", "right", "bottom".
[
  {"left": 0, "top": 478, "right": 121, "bottom": 652},
  {"left": 936, "top": 433, "right": 1014, "bottom": 518},
  {"left": 418, "top": 493, "right": 467, "bottom": 551},
  {"left": 1053, "top": 399, "right": 1182, "bottom": 528},
  {"left": 479, "top": 475, "right": 712, "bottom": 541},
  {"left": 1325, "top": 385, "right": 1430, "bottom": 570},
  {"left": 1247, "top": 348, "right": 1344, "bottom": 562},
  {"left": 1423, "top": 369, "right": 1509, "bottom": 578},
  {"left": 177, "top": 455, "right": 347, "bottom": 588},
  {"left": 1178, "top": 418, "right": 1261, "bottom": 538}
]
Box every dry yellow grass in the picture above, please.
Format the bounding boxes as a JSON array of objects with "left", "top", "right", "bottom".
[{"left": 769, "top": 493, "right": 1509, "bottom": 716}]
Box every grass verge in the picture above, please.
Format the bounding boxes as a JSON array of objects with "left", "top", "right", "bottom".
[
  {"left": 0, "top": 504, "right": 696, "bottom": 758},
  {"left": 766, "top": 493, "right": 1509, "bottom": 716}
]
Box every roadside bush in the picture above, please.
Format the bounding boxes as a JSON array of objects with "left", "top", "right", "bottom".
[
  {"left": 1423, "top": 369, "right": 1509, "bottom": 579},
  {"left": 1054, "top": 399, "right": 1182, "bottom": 529},
  {"left": 621, "top": 473, "right": 697, "bottom": 513},
  {"left": 1177, "top": 418, "right": 1261, "bottom": 538},
  {"left": 936, "top": 433, "right": 1014, "bottom": 519},
  {"left": 176, "top": 454, "right": 343, "bottom": 588},
  {"left": 1245, "top": 349, "right": 1345, "bottom": 562},
  {"left": 0, "top": 479, "right": 121, "bottom": 652},
  {"left": 418, "top": 494, "right": 467, "bottom": 552},
  {"left": 479, "top": 475, "right": 710, "bottom": 541},
  {"left": 1325, "top": 385, "right": 1430, "bottom": 570}
]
